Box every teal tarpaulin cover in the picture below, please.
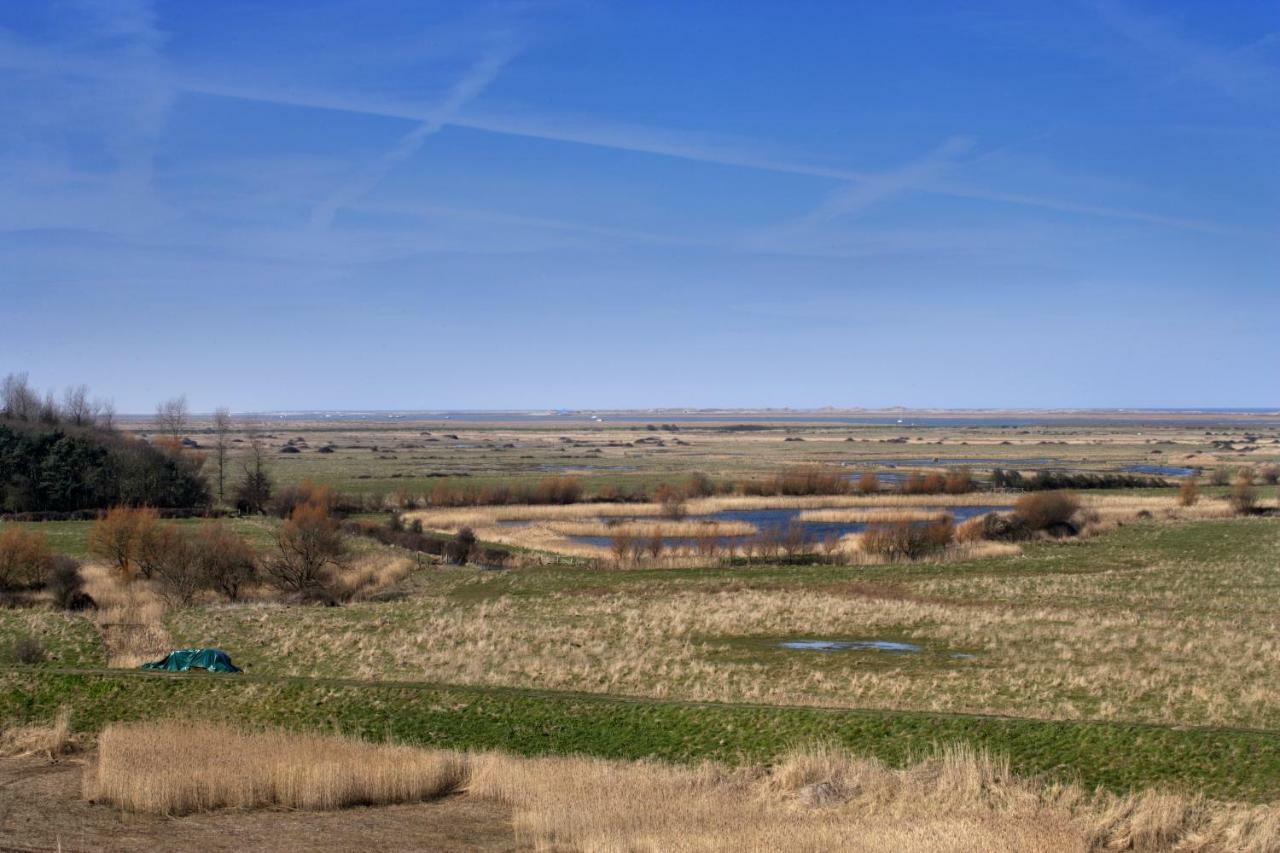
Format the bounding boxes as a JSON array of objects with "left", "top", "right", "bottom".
[{"left": 140, "top": 648, "right": 241, "bottom": 673}]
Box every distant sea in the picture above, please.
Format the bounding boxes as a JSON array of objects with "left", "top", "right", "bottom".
[{"left": 223, "top": 409, "right": 1280, "bottom": 428}]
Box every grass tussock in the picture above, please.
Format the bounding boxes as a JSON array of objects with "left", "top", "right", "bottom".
[
  {"left": 0, "top": 706, "right": 76, "bottom": 758},
  {"left": 82, "top": 721, "right": 1280, "bottom": 850},
  {"left": 84, "top": 721, "right": 468, "bottom": 814}
]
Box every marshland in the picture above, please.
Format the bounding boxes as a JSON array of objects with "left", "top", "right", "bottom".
[{"left": 3, "top": 383, "right": 1280, "bottom": 849}]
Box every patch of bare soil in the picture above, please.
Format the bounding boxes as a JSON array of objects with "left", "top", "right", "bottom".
[{"left": 0, "top": 755, "right": 518, "bottom": 853}]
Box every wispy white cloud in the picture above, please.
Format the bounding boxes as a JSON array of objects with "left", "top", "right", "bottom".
[
  {"left": 1089, "top": 0, "right": 1280, "bottom": 104},
  {"left": 309, "top": 40, "right": 520, "bottom": 230},
  {"left": 171, "top": 77, "right": 1228, "bottom": 233},
  {"left": 801, "top": 137, "right": 975, "bottom": 224}
]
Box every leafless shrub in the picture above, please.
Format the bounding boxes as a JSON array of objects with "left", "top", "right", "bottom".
[
  {"left": 1229, "top": 477, "right": 1257, "bottom": 515},
  {"left": 1012, "top": 491, "right": 1079, "bottom": 532},
  {"left": 1178, "top": 477, "right": 1199, "bottom": 507},
  {"left": 0, "top": 526, "right": 54, "bottom": 589},
  {"left": 87, "top": 506, "right": 160, "bottom": 580},
  {"left": 861, "top": 518, "right": 953, "bottom": 560},
  {"left": 943, "top": 468, "right": 974, "bottom": 494}
]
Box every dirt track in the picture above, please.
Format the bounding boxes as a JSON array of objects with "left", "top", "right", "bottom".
[{"left": 0, "top": 755, "right": 518, "bottom": 852}]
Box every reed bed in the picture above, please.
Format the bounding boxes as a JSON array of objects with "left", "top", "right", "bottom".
[
  {"left": 84, "top": 721, "right": 468, "bottom": 814},
  {"left": 546, "top": 520, "right": 757, "bottom": 539},
  {"left": 83, "top": 722, "right": 1280, "bottom": 851},
  {"left": 797, "top": 508, "right": 953, "bottom": 523}
]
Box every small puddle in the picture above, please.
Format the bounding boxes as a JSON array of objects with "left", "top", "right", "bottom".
[{"left": 778, "top": 639, "right": 921, "bottom": 654}]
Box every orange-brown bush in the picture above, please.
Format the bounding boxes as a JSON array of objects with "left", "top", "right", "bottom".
[
  {"left": 0, "top": 526, "right": 54, "bottom": 589},
  {"left": 901, "top": 472, "right": 946, "bottom": 495},
  {"left": 1012, "top": 491, "right": 1079, "bottom": 531},
  {"left": 270, "top": 479, "right": 337, "bottom": 518},
  {"left": 943, "top": 468, "right": 975, "bottom": 494},
  {"left": 1178, "top": 477, "right": 1199, "bottom": 507},
  {"left": 742, "top": 466, "right": 849, "bottom": 497},
  {"left": 854, "top": 472, "right": 880, "bottom": 495},
  {"left": 860, "top": 517, "right": 953, "bottom": 560},
  {"left": 86, "top": 506, "right": 159, "bottom": 580},
  {"left": 191, "top": 522, "right": 257, "bottom": 600},
  {"left": 424, "top": 476, "right": 585, "bottom": 508},
  {"left": 265, "top": 503, "right": 349, "bottom": 599},
  {"left": 1229, "top": 477, "right": 1257, "bottom": 514}
]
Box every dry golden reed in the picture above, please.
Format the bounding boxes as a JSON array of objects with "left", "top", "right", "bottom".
[
  {"left": 83, "top": 722, "right": 1280, "bottom": 852},
  {"left": 84, "top": 721, "right": 467, "bottom": 814}
]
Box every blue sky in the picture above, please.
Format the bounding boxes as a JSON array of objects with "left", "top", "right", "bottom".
[{"left": 1, "top": 0, "right": 1277, "bottom": 412}]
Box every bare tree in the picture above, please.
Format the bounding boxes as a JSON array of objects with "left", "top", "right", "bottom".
[
  {"left": 233, "top": 426, "right": 273, "bottom": 514},
  {"left": 212, "top": 406, "right": 233, "bottom": 503},
  {"left": 94, "top": 398, "right": 115, "bottom": 430},
  {"left": 155, "top": 394, "right": 189, "bottom": 440},
  {"left": 1, "top": 372, "right": 39, "bottom": 420},
  {"left": 62, "top": 384, "right": 93, "bottom": 426},
  {"left": 38, "top": 390, "right": 59, "bottom": 424}
]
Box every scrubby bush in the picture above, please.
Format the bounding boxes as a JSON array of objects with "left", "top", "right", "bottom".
[
  {"left": 1259, "top": 465, "right": 1279, "bottom": 486},
  {"left": 855, "top": 472, "right": 879, "bottom": 495},
  {"left": 87, "top": 506, "right": 159, "bottom": 580},
  {"left": 1229, "top": 477, "right": 1257, "bottom": 515},
  {"left": 742, "top": 467, "right": 849, "bottom": 497},
  {"left": 1012, "top": 491, "right": 1079, "bottom": 533},
  {"left": 992, "top": 469, "right": 1165, "bottom": 491},
  {"left": 861, "top": 517, "right": 953, "bottom": 560},
  {"left": 0, "top": 526, "right": 54, "bottom": 589},
  {"left": 270, "top": 480, "right": 336, "bottom": 519},
  {"left": 1209, "top": 467, "right": 1229, "bottom": 487},
  {"left": 141, "top": 524, "right": 202, "bottom": 605},
  {"left": 192, "top": 523, "right": 257, "bottom": 601},
  {"left": 1178, "top": 477, "right": 1199, "bottom": 507},
  {"left": 683, "top": 472, "right": 717, "bottom": 498},
  {"left": 48, "top": 556, "right": 93, "bottom": 610},
  {"left": 444, "top": 527, "right": 476, "bottom": 565},
  {"left": 266, "top": 503, "right": 349, "bottom": 599},
  {"left": 943, "top": 468, "right": 975, "bottom": 495},
  {"left": 901, "top": 472, "right": 946, "bottom": 495},
  {"left": 2, "top": 633, "right": 44, "bottom": 665}
]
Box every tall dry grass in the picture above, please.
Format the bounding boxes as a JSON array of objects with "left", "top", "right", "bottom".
[
  {"left": 84, "top": 721, "right": 467, "bottom": 814},
  {"left": 80, "top": 562, "right": 172, "bottom": 667},
  {"left": 475, "top": 742, "right": 1280, "bottom": 852},
  {"left": 0, "top": 706, "right": 76, "bottom": 758},
  {"left": 85, "top": 721, "right": 1280, "bottom": 851}
]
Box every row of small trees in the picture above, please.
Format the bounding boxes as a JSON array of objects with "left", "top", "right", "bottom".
[{"left": 83, "top": 492, "right": 353, "bottom": 605}]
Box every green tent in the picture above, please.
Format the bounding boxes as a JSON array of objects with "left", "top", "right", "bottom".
[{"left": 140, "top": 648, "right": 241, "bottom": 673}]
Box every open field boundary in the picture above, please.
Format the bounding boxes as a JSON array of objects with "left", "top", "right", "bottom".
[{"left": 4, "top": 667, "right": 1279, "bottom": 802}]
